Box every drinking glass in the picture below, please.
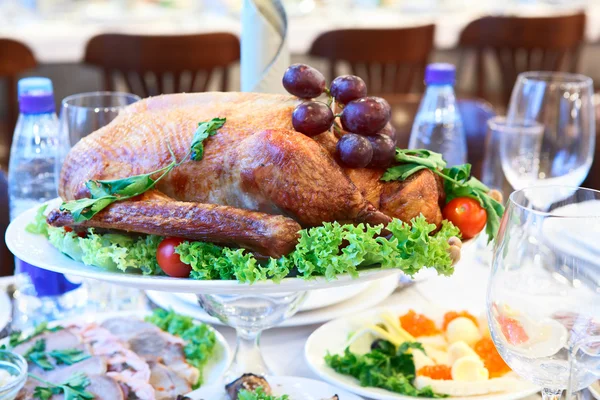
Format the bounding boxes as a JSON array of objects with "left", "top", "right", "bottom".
[
  {"left": 488, "top": 186, "right": 600, "bottom": 400},
  {"left": 56, "top": 91, "right": 142, "bottom": 312},
  {"left": 505, "top": 72, "right": 595, "bottom": 189}
]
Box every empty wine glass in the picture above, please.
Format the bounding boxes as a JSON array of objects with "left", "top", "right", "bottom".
[
  {"left": 488, "top": 186, "right": 600, "bottom": 400},
  {"left": 505, "top": 72, "right": 595, "bottom": 189}
]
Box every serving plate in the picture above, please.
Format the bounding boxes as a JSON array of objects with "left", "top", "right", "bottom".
[
  {"left": 5, "top": 200, "right": 407, "bottom": 294},
  {"left": 0, "top": 310, "right": 231, "bottom": 392},
  {"left": 147, "top": 273, "right": 398, "bottom": 327},
  {"left": 188, "top": 375, "right": 363, "bottom": 400},
  {"left": 305, "top": 304, "right": 540, "bottom": 400}
]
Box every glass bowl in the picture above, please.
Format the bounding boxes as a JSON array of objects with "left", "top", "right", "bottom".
[{"left": 0, "top": 350, "right": 27, "bottom": 400}]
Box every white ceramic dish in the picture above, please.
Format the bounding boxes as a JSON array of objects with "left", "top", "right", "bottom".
[
  {"left": 305, "top": 304, "right": 540, "bottom": 400},
  {"left": 146, "top": 273, "right": 399, "bottom": 327},
  {"left": 0, "top": 310, "right": 231, "bottom": 392},
  {"left": 5, "top": 200, "right": 403, "bottom": 294},
  {"left": 187, "top": 375, "right": 364, "bottom": 400},
  {"left": 174, "top": 280, "right": 370, "bottom": 312}
]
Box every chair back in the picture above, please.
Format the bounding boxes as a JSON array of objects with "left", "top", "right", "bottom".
[
  {"left": 0, "top": 39, "right": 37, "bottom": 167},
  {"left": 458, "top": 13, "right": 585, "bottom": 106},
  {"left": 309, "top": 26, "right": 435, "bottom": 94},
  {"left": 84, "top": 33, "right": 240, "bottom": 97}
]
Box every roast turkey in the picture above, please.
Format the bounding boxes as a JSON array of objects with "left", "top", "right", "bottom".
[{"left": 47, "top": 92, "right": 443, "bottom": 258}]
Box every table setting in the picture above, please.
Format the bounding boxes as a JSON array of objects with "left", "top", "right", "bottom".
[{"left": 0, "top": 0, "right": 599, "bottom": 399}]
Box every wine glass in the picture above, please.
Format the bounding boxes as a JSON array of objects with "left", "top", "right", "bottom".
[
  {"left": 488, "top": 186, "right": 600, "bottom": 400},
  {"left": 56, "top": 91, "right": 142, "bottom": 312},
  {"left": 504, "top": 72, "right": 595, "bottom": 190}
]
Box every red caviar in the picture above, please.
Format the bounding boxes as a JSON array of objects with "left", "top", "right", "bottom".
[
  {"left": 474, "top": 337, "right": 511, "bottom": 378},
  {"left": 442, "top": 310, "right": 479, "bottom": 330},
  {"left": 399, "top": 310, "right": 441, "bottom": 337},
  {"left": 417, "top": 365, "right": 452, "bottom": 380}
]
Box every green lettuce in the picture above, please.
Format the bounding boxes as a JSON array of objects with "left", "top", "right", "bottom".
[
  {"left": 238, "top": 387, "right": 288, "bottom": 400},
  {"left": 48, "top": 226, "right": 162, "bottom": 275},
  {"left": 37, "top": 203, "right": 460, "bottom": 282}
]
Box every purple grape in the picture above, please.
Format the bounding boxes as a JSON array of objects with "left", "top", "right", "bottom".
[
  {"left": 292, "top": 101, "right": 334, "bottom": 137},
  {"left": 336, "top": 133, "right": 373, "bottom": 168},
  {"left": 330, "top": 75, "right": 367, "bottom": 105},
  {"left": 367, "top": 134, "right": 396, "bottom": 168},
  {"left": 282, "top": 64, "right": 326, "bottom": 99},
  {"left": 377, "top": 122, "right": 397, "bottom": 144},
  {"left": 340, "top": 97, "right": 391, "bottom": 136}
]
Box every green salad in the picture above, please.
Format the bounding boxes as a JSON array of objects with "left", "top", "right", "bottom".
[
  {"left": 238, "top": 387, "right": 289, "bottom": 400},
  {"left": 29, "top": 204, "right": 460, "bottom": 283}
]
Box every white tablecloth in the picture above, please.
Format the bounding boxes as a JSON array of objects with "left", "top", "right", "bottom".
[{"left": 2, "top": 2, "right": 600, "bottom": 64}]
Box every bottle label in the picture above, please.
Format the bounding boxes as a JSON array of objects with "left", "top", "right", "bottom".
[{"left": 17, "top": 259, "right": 81, "bottom": 297}]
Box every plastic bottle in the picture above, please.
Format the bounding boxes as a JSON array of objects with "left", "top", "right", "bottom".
[
  {"left": 8, "top": 77, "right": 86, "bottom": 328},
  {"left": 408, "top": 63, "right": 467, "bottom": 167}
]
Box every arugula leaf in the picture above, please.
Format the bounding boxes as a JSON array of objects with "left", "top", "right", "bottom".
[
  {"left": 191, "top": 117, "right": 226, "bottom": 161},
  {"left": 383, "top": 148, "right": 505, "bottom": 243},
  {"left": 325, "top": 340, "right": 446, "bottom": 398},
  {"left": 30, "top": 372, "right": 93, "bottom": 400},
  {"left": 237, "top": 387, "right": 289, "bottom": 400}
]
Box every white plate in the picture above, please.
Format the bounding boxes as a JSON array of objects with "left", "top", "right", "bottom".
[
  {"left": 590, "top": 381, "right": 600, "bottom": 400},
  {"left": 5, "top": 200, "right": 401, "bottom": 294},
  {"left": 0, "top": 310, "right": 231, "bottom": 389},
  {"left": 187, "top": 375, "right": 364, "bottom": 400},
  {"left": 146, "top": 273, "right": 399, "bottom": 328},
  {"left": 305, "top": 304, "right": 540, "bottom": 400},
  {"left": 173, "top": 281, "right": 370, "bottom": 312}
]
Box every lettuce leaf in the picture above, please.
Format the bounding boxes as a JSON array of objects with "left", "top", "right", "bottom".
[{"left": 48, "top": 226, "right": 162, "bottom": 275}]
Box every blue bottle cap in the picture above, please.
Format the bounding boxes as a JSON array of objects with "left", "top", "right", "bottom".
[
  {"left": 425, "top": 63, "right": 456, "bottom": 85},
  {"left": 18, "top": 77, "right": 53, "bottom": 96},
  {"left": 18, "top": 77, "right": 55, "bottom": 114}
]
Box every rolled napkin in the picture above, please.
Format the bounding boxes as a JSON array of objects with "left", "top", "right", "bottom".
[{"left": 241, "top": 0, "right": 290, "bottom": 93}]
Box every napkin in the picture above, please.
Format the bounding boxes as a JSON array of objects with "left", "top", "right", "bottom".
[{"left": 241, "top": 0, "right": 290, "bottom": 94}]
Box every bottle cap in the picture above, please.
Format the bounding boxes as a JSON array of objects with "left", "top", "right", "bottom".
[
  {"left": 18, "top": 77, "right": 55, "bottom": 114},
  {"left": 425, "top": 63, "right": 456, "bottom": 85},
  {"left": 18, "top": 77, "right": 53, "bottom": 96}
]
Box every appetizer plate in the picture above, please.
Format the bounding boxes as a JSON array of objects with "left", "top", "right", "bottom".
[
  {"left": 591, "top": 381, "right": 600, "bottom": 400},
  {"left": 146, "top": 273, "right": 398, "bottom": 327},
  {"left": 0, "top": 310, "right": 231, "bottom": 389},
  {"left": 187, "top": 375, "right": 363, "bottom": 400},
  {"left": 305, "top": 304, "right": 540, "bottom": 400},
  {"left": 173, "top": 281, "right": 370, "bottom": 312},
  {"left": 5, "top": 200, "right": 399, "bottom": 294}
]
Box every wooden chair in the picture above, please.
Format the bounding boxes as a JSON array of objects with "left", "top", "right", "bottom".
[
  {"left": 308, "top": 26, "right": 435, "bottom": 94},
  {"left": 384, "top": 94, "right": 495, "bottom": 179},
  {"left": 458, "top": 13, "right": 586, "bottom": 107},
  {"left": 0, "top": 39, "right": 37, "bottom": 168},
  {"left": 84, "top": 33, "right": 240, "bottom": 97}
]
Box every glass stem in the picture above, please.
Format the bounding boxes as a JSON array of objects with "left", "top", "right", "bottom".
[
  {"left": 224, "top": 328, "right": 271, "bottom": 382},
  {"left": 541, "top": 388, "right": 563, "bottom": 400}
]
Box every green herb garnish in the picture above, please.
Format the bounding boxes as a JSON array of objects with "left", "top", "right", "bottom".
[
  {"left": 24, "top": 339, "right": 90, "bottom": 371},
  {"left": 325, "top": 340, "right": 446, "bottom": 398},
  {"left": 382, "top": 149, "right": 504, "bottom": 243},
  {"left": 145, "top": 309, "right": 217, "bottom": 388},
  {"left": 60, "top": 117, "right": 225, "bottom": 222},
  {"left": 9, "top": 322, "right": 63, "bottom": 348},
  {"left": 31, "top": 372, "right": 94, "bottom": 400},
  {"left": 238, "top": 387, "right": 289, "bottom": 400}
]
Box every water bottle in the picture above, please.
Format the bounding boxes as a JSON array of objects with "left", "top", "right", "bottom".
[
  {"left": 8, "top": 77, "right": 87, "bottom": 328},
  {"left": 408, "top": 63, "right": 467, "bottom": 167}
]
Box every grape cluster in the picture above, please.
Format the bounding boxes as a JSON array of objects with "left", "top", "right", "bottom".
[{"left": 282, "top": 63, "right": 396, "bottom": 168}]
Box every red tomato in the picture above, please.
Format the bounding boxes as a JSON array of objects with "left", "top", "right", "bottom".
[
  {"left": 64, "top": 226, "right": 86, "bottom": 238},
  {"left": 156, "top": 237, "right": 192, "bottom": 278},
  {"left": 442, "top": 197, "right": 487, "bottom": 239}
]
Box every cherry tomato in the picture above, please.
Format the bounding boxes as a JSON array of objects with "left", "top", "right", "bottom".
[
  {"left": 156, "top": 237, "right": 192, "bottom": 278},
  {"left": 442, "top": 197, "right": 487, "bottom": 239}
]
